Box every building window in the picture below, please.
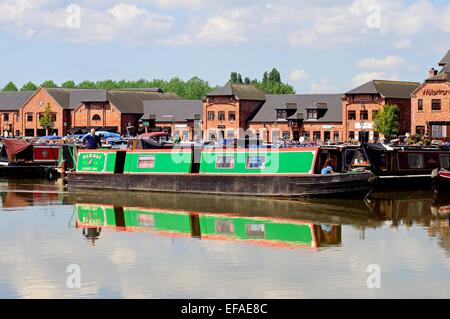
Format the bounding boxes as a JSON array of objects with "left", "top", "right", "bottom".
[
  {"left": 440, "top": 155, "right": 450, "bottom": 169},
  {"left": 92, "top": 114, "right": 101, "bottom": 121},
  {"left": 226, "top": 130, "right": 235, "bottom": 139},
  {"left": 218, "top": 111, "right": 225, "bottom": 121},
  {"left": 3, "top": 113, "right": 9, "bottom": 122},
  {"left": 418, "top": 99, "right": 423, "bottom": 111},
  {"left": 348, "top": 111, "right": 356, "bottom": 120},
  {"left": 271, "top": 130, "right": 280, "bottom": 142},
  {"left": 408, "top": 154, "right": 424, "bottom": 169},
  {"left": 431, "top": 125, "right": 447, "bottom": 138},
  {"left": 208, "top": 111, "right": 215, "bottom": 121},
  {"left": 16, "top": 114, "right": 20, "bottom": 121},
  {"left": 27, "top": 113, "right": 33, "bottom": 122},
  {"left": 15, "top": 130, "right": 20, "bottom": 137},
  {"left": 313, "top": 131, "right": 321, "bottom": 141},
  {"left": 182, "top": 131, "right": 189, "bottom": 141},
  {"left": 246, "top": 156, "right": 266, "bottom": 169},
  {"left": 307, "top": 110, "right": 318, "bottom": 120},
  {"left": 349, "top": 131, "right": 355, "bottom": 140},
  {"left": 431, "top": 99, "right": 441, "bottom": 111},
  {"left": 138, "top": 156, "right": 155, "bottom": 168},
  {"left": 324, "top": 131, "right": 331, "bottom": 141},
  {"left": 416, "top": 126, "right": 426, "bottom": 135},
  {"left": 51, "top": 113, "right": 57, "bottom": 122},
  {"left": 216, "top": 156, "right": 235, "bottom": 169},
  {"left": 228, "top": 111, "right": 236, "bottom": 121},
  {"left": 303, "top": 131, "right": 310, "bottom": 140},
  {"left": 282, "top": 131, "right": 290, "bottom": 140},
  {"left": 333, "top": 131, "right": 340, "bottom": 141},
  {"left": 360, "top": 110, "right": 368, "bottom": 120},
  {"left": 277, "top": 109, "right": 288, "bottom": 120}
]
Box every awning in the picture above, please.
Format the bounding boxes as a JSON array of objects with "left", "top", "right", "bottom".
[{"left": 3, "top": 139, "right": 32, "bottom": 161}]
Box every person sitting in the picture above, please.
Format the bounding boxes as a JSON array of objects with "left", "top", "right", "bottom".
[
  {"left": 82, "top": 129, "right": 102, "bottom": 149},
  {"left": 321, "top": 158, "right": 335, "bottom": 174}
]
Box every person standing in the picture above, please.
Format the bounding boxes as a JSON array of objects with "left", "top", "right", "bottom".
[{"left": 83, "top": 129, "right": 102, "bottom": 149}]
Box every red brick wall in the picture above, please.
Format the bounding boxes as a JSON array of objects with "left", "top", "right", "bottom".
[
  {"left": 411, "top": 81, "right": 450, "bottom": 135},
  {"left": 20, "top": 88, "right": 65, "bottom": 136},
  {"left": 239, "top": 100, "right": 264, "bottom": 131},
  {"left": 249, "top": 122, "right": 343, "bottom": 143},
  {"left": 203, "top": 96, "right": 240, "bottom": 139},
  {"left": 0, "top": 111, "right": 21, "bottom": 136}
]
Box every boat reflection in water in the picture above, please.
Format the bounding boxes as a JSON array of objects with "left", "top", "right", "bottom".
[{"left": 75, "top": 204, "right": 342, "bottom": 249}]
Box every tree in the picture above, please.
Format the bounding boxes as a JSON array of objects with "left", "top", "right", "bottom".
[
  {"left": 77, "top": 80, "right": 96, "bottom": 89},
  {"left": 373, "top": 104, "right": 400, "bottom": 139},
  {"left": 268, "top": 68, "right": 281, "bottom": 83},
  {"left": 61, "top": 80, "right": 76, "bottom": 88},
  {"left": 2, "top": 82, "right": 18, "bottom": 92},
  {"left": 20, "top": 82, "right": 37, "bottom": 91},
  {"left": 39, "top": 102, "right": 55, "bottom": 136},
  {"left": 184, "top": 76, "right": 212, "bottom": 100},
  {"left": 244, "top": 77, "right": 251, "bottom": 84},
  {"left": 96, "top": 79, "right": 117, "bottom": 89},
  {"left": 41, "top": 80, "right": 58, "bottom": 88},
  {"left": 230, "top": 72, "right": 239, "bottom": 84}
]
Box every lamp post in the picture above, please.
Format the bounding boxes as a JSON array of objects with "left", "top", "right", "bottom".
[{"left": 360, "top": 103, "right": 366, "bottom": 143}]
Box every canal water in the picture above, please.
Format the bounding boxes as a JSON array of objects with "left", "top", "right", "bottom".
[{"left": 0, "top": 179, "right": 449, "bottom": 298}]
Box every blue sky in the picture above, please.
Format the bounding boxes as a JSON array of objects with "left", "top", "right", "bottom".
[{"left": 0, "top": 0, "right": 449, "bottom": 93}]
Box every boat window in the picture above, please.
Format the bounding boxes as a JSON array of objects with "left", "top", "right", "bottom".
[
  {"left": 215, "top": 220, "right": 235, "bottom": 234},
  {"left": 352, "top": 149, "right": 369, "bottom": 166},
  {"left": 216, "top": 156, "right": 235, "bottom": 169},
  {"left": 137, "top": 214, "right": 155, "bottom": 228},
  {"left": 440, "top": 154, "right": 450, "bottom": 169},
  {"left": 246, "top": 156, "right": 266, "bottom": 169},
  {"left": 138, "top": 156, "right": 155, "bottom": 168},
  {"left": 245, "top": 224, "right": 265, "bottom": 239},
  {"left": 408, "top": 154, "right": 424, "bottom": 169}
]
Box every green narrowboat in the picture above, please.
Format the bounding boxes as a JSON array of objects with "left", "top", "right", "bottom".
[
  {"left": 75, "top": 204, "right": 342, "bottom": 249},
  {"left": 69, "top": 146, "right": 373, "bottom": 198}
]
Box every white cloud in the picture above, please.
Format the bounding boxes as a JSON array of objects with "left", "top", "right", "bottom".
[
  {"left": 357, "top": 55, "right": 406, "bottom": 70},
  {"left": 290, "top": 69, "right": 308, "bottom": 82},
  {"left": 0, "top": 2, "right": 174, "bottom": 44},
  {"left": 395, "top": 38, "right": 412, "bottom": 49},
  {"left": 351, "top": 71, "right": 399, "bottom": 87}
]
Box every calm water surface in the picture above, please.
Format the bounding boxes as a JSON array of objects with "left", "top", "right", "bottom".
[{"left": 0, "top": 179, "right": 449, "bottom": 298}]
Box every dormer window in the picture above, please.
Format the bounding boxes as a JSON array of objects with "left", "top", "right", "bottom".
[
  {"left": 277, "top": 109, "right": 288, "bottom": 119},
  {"left": 307, "top": 110, "right": 318, "bottom": 120}
]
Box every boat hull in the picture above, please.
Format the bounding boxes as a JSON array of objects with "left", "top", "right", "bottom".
[
  {"left": 68, "top": 172, "right": 373, "bottom": 199},
  {"left": 433, "top": 170, "right": 450, "bottom": 193}
]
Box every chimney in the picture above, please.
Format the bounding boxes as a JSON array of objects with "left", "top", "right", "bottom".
[{"left": 429, "top": 68, "right": 438, "bottom": 78}]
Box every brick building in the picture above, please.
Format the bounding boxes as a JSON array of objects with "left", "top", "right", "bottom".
[
  {"left": 202, "top": 83, "right": 266, "bottom": 140},
  {"left": 342, "top": 80, "right": 420, "bottom": 142},
  {"left": 0, "top": 91, "right": 34, "bottom": 137},
  {"left": 140, "top": 100, "right": 203, "bottom": 141},
  {"left": 411, "top": 50, "right": 450, "bottom": 139},
  {"left": 249, "top": 94, "right": 343, "bottom": 143},
  {"left": 1, "top": 87, "right": 180, "bottom": 137}
]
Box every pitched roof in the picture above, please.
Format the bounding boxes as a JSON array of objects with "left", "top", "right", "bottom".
[
  {"left": 206, "top": 83, "right": 266, "bottom": 101},
  {"left": 43, "top": 88, "right": 180, "bottom": 113},
  {"left": 345, "top": 80, "right": 420, "bottom": 99},
  {"left": 439, "top": 50, "right": 450, "bottom": 66},
  {"left": 141, "top": 100, "right": 203, "bottom": 122},
  {"left": 0, "top": 91, "right": 34, "bottom": 111},
  {"left": 107, "top": 91, "right": 181, "bottom": 114},
  {"left": 250, "top": 94, "right": 343, "bottom": 123}
]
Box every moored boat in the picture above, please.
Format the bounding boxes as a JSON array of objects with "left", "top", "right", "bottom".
[
  {"left": 432, "top": 169, "right": 450, "bottom": 193},
  {"left": 67, "top": 146, "right": 373, "bottom": 198}
]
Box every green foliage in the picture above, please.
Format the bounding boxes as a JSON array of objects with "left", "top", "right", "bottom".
[
  {"left": 39, "top": 102, "right": 55, "bottom": 135},
  {"left": 77, "top": 80, "right": 96, "bottom": 89},
  {"left": 228, "top": 68, "right": 295, "bottom": 94},
  {"left": 373, "top": 104, "right": 400, "bottom": 139},
  {"left": 2, "top": 82, "right": 18, "bottom": 92},
  {"left": 20, "top": 82, "right": 37, "bottom": 91},
  {"left": 61, "top": 80, "right": 76, "bottom": 88},
  {"left": 184, "top": 76, "right": 212, "bottom": 100},
  {"left": 41, "top": 80, "right": 58, "bottom": 88}
]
